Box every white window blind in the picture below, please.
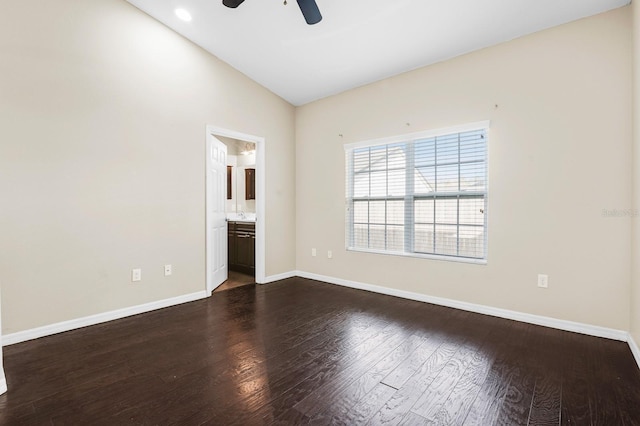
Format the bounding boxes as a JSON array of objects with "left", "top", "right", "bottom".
[{"left": 345, "top": 123, "right": 488, "bottom": 262}]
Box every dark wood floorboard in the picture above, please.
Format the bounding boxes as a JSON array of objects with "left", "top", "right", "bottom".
[{"left": 1, "top": 277, "right": 639, "bottom": 425}]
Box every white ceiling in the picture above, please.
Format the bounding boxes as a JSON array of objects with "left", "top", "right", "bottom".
[{"left": 126, "top": 0, "right": 629, "bottom": 106}]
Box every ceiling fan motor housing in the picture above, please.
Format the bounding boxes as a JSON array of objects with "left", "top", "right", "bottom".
[{"left": 222, "top": 0, "right": 245, "bottom": 8}]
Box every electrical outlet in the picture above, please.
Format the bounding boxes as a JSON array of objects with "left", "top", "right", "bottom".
[
  {"left": 164, "top": 264, "right": 172, "bottom": 276},
  {"left": 537, "top": 274, "right": 548, "bottom": 288},
  {"left": 132, "top": 268, "right": 142, "bottom": 282},
  {"left": 311, "top": 248, "right": 317, "bottom": 257},
  {"left": 328, "top": 250, "right": 333, "bottom": 259}
]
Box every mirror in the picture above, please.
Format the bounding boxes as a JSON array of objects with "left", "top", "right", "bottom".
[{"left": 221, "top": 138, "right": 256, "bottom": 215}]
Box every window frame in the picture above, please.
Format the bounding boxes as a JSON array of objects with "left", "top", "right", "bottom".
[{"left": 345, "top": 121, "right": 489, "bottom": 265}]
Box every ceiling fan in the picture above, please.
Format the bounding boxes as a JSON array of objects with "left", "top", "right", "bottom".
[{"left": 222, "top": 0, "right": 322, "bottom": 25}]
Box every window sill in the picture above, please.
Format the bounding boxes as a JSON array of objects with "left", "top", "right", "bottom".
[{"left": 346, "top": 247, "right": 487, "bottom": 265}]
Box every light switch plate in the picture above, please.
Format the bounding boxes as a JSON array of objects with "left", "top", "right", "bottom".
[{"left": 537, "top": 274, "right": 548, "bottom": 288}]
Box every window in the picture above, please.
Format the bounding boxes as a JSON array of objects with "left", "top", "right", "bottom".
[{"left": 345, "top": 122, "right": 488, "bottom": 262}]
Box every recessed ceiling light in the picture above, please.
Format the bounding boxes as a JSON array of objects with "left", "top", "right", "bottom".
[{"left": 175, "top": 8, "right": 192, "bottom": 22}]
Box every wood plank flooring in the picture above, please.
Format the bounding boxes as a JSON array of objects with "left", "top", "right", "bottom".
[{"left": 1, "top": 277, "right": 639, "bottom": 425}]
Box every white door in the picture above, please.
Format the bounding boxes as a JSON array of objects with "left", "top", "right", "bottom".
[{"left": 206, "top": 135, "right": 228, "bottom": 293}]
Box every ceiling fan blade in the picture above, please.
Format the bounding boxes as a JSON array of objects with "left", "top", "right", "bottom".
[
  {"left": 296, "top": 0, "right": 322, "bottom": 25},
  {"left": 222, "top": 0, "right": 245, "bottom": 8}
]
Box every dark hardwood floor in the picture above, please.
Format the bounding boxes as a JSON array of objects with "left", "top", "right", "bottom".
[{"left": 1, "top": 277, "right": 639, "bottom": 425}]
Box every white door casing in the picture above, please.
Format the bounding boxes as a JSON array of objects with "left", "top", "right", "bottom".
[
  {"left": 205, "top": 126, "right": 265, "bottom": 290},
  {"left": 0, "top": 288, "right": 6, "bottom": 394},
  {"left": 206, "top": 135, "right": 228, "bottom": 293}
]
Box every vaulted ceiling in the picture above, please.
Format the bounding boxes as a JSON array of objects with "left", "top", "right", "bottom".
[{"left": 127, "top": 0, "right": 629, "bottom": 106}]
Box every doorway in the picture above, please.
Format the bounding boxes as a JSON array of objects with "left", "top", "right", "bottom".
[
  {"left": 205, "top": 126, "right": 265, "bottom": 294},
  {"left": 216, "top": 137, "right": 256, "bottom": 292}
]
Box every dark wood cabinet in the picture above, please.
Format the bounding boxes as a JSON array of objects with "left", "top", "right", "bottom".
[
  {"left": 228, "top": 223, "right": 236, "bottom": 269},
  {"left": 245, "top": 168, "right": 255, "bottom": 200},
  {"left": 228, "top": 221, "right": 255, "bottom": 276},
  {"left": 227, "top": 166, "right": 232, "bottom": 200}
]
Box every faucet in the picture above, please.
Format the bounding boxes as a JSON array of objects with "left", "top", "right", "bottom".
[{"left": 238, "top": 210, "right": 245, "bottom": 219}]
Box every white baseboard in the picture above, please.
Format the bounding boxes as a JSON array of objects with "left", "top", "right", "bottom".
[
  {"left": 2, "top": 291, "right": 209, "bottom": 347},
  {"left": 296, "top": 270, "right": 629, "bottom": 342},
  {"left": 260, "top": 270, "right": 297, "bottom": 284},
  {"left": 3, "top": 272, "right": 638, "bottom": 372},
  {"left": 0, "top": 377, "right": 6, "bottom": 395},
  {"left": 629, "top": 333, "right": 640, "bottom": 370}
]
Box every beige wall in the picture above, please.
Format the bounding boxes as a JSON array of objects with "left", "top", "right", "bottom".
[
  {"left": 632, "top": 0, "right": 640, "bottom": 346},
  {"left": 0, "top": 0, "right": 296, "bottom": 334},
  {"left": 296, "top": 8, "right": 633, "bottom": 330},
  {"left": 0, "top": 1, "right": 634, "bottom": 339}
]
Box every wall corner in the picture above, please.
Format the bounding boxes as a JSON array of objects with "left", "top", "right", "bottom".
[{"left": 631, "top": 0, "right": 640, "bottom": 348}]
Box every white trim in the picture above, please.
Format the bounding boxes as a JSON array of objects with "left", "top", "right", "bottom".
[
  {"left": 344, "top": 120, "right": 490, "bottom": 150},
  {"left": 2, "top": 272, "right": 638, "bottom": 373},
  {"left": 0, "top": 283, "right": 5, "bottom": 393},
  {"left": 629, "top": 333, "right": 640, "bottom": 370},
  {"left": 296, "top": 271, "right": 629, "bottom": 342},
  {"left": 2, "top": 291, "right": 208, "bottom": 346},
  {"left": 261, "top": 270, "right": 297, "bottom": 284},
  {"left": 205, "top": 126, "right": 266, "bottom": 293},
  {"left": 346, "top": 247, "right": 487, "bottom": 265}
]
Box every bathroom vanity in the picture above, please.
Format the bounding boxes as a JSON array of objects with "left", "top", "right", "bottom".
[{"left": 228, "top": 221, "right": 255, "bottom": 275}]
